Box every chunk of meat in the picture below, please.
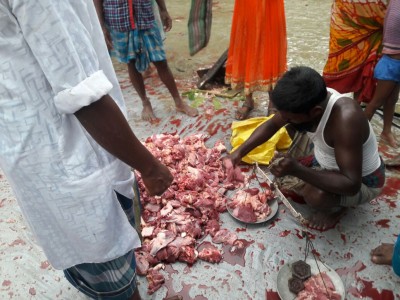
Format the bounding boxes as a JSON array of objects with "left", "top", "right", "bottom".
[
  {"left": 212, "top": 229, "right": 238, "bottom": 245},
  {"left": 198, "top": 247, "right": 223, "bottom": 263},
  {"left": 233, "top": 204, "right": 257, "bottom": 223},
  {"left": 178, "top": 246, "right": 198, "bottom": 265},
  {"left": 223, "top": 159, "right": 245, "bottom": 183},
  {"left": 228, "top": 189, "right": 272, "bottom": 222},
  {"left": 146, "top": 267, "right": 165, "bottom": 295},
  {"left": 149, "top": 230, "right": 176, "bottom": 256},
  {"left": 296, "top": 272, "right": 341, "bottom": 300}
]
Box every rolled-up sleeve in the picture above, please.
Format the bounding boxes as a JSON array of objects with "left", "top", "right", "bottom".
[{"left": 9, "top": 0, "right": 112, "bottom": 114}]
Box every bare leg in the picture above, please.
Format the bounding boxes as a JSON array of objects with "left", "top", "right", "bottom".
[
  {"left": 153, "top": 60, "right": 198, "bottom": 117},
  {"left": 127, "top": 61, "right": 158, "bottom": 122},
  {"left": 267, "top": 91, "right": 277, "bottom": 116},
  {"left": 128, "top": 288, "right": 141, "bottom": 300},
  {"left": 381, "top": 85, "right": 400, "bottom": 147},
  {"left": 301, "top": 184, "right": 345, "bottom": 231},
  {"left": 371, "top": 243, "right": 394, "bottom": 265},
  {"left": 364, "top": 80, "right": 398, "bottom": 121},
  {"left": 235, "top": 93, "right": 254, "bottom": 120}
]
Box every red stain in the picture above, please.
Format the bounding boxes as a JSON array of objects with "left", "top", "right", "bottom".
[
  {"left": 9, "top": 239, "right": 26, "bottom": 247},
  {"left": 343, "top": 252, "right": 353, "bottom": 260},
  {"left": 265, "top": 289, "right": 280, "bottom": 300},
  {"left": 386, "top": 199, "right": 397, "bottom": 209},
  {"left": 336, "top": 260, "right": 366, "bottom": 276},
  {"left": 258, "top": 243, "right": 266, "bottom": 250},
  {"left": 279, "top": 230, "right": 291, "bottom": 237},
  {"left": 235, "top": 228, "right": 247, "bottom": 232},
  {"left": 170, "top": 118, "right": 181, "bottom": 127},
  {"left": 348, "top": 279, "right": 395, "bottom": 300},
  {"left": 222, "top": 239, "right": 253, "bottom": 267},
  {"left": 381, "top": 177, "right": 400, "bottom": 198},
  {"left": 2, "top": 280, "right": 11, "bottom": 286},
  {"left": 268, "top": 218, "right": 281, "bottom": 229},
  {"left": 29, "top": 287, "right": 36, "bottom": 295},
  {"left": 40, "top": 261, "right": 50, "bottom": 269},
  {"left": 375, "top": 219, "right": 390, "bottom": 228},
  {"left": 294, "top": 229, "right": 316, "bottom": 240},
  {"left": 341, "top": 233, "right": 347, "bottom": 244}
]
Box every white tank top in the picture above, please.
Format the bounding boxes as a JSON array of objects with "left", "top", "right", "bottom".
[{"left": 307, "top": 89, "right": 381, "bottom": 176}]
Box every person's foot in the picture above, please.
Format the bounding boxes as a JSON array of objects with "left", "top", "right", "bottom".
[
  {"left": 371, "top": 243, "right": 394, "bottom": 265},
  {"left": 235, "top": 103, "right": 254, "bottom": 120},
  {"left": 306, "top": 208, "right": 346, "bottom": 231},
  {"left": 141, "top": 100, "right": 159, "bottom": 123},
  {"left": 176, "top": 102, "right": 198, "bottom": 117},
  {"left": 380, "top": 132, "right": 399, "bottom": 148}
]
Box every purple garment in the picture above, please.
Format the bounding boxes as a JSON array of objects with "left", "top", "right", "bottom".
[
  {"left": 382, "top": 0, "right": 400, "bottom": 55},
  {"left": 103, "top": 0, "right": 154, "bottom": 32}
]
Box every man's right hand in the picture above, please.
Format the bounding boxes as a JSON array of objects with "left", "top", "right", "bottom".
[{"left": 141, "top": 160, "right": 173, "bottom": 196}]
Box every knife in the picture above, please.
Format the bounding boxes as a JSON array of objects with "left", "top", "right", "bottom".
[{"left": 255, "top": 162, "right": 307, "bottom": 225}]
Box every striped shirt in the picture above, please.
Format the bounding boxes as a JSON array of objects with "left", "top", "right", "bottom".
[{"left": 103, "top": 0, "right": 154, "bottom": 32}]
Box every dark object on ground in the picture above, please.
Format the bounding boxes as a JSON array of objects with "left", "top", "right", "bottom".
[
  {"left": 292, "top": 260, "right": 311, "bottom": 280},
  {"left": 288, "top": 277, "right": 305, "bottom": 294},
  {"left": 197, "top": 49, "right": 229, "bottom": 89}
]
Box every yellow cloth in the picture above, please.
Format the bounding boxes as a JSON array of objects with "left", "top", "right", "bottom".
[{"left": 230, "top": 116, "right": 292, "bottom": 165}]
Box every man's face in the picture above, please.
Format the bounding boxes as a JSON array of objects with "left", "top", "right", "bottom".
[{"left": 279, "top": 111, "right": 316, "bottom": 132}]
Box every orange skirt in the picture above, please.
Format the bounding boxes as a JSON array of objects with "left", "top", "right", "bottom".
[
  {"left": 322, "top": 0, "right": 387, "bottom": 103},
  {"left": 225, "top": 0, "right": 287, "bottom": 95}
]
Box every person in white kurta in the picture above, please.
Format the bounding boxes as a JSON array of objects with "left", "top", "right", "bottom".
[{"left": 0, "top": 0, "right": 173, "bottom": 298}]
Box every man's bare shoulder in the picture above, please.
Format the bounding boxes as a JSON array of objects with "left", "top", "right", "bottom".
[{"left": 333, "top": 96, "right": 365, "bottom": 120}]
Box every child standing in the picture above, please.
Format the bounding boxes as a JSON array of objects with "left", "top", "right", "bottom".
[{"left": 364, "top": 0, "right": 400, "bottom": 147}]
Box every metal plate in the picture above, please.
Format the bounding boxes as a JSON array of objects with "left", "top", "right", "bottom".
[
  {"left": 226, "top": 192, "right": 279, "bottom": 224},
  {"left": 276, "top": 258, "right": 345, "bottom": 300}
]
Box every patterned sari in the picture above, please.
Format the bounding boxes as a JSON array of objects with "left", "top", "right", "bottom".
[
  {"left": 323, "top": 0, "right": 388, "bottom": 103},
  {"left": 225, "top": 0, "right": 287, "bottom": 95}
]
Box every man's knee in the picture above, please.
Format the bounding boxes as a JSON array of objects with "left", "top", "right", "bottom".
[{"left": 303, "top": 186, "right": 338, "bottom": 209}]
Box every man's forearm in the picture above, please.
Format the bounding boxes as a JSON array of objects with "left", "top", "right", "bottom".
[
  {"left": 293, "top": 165, "right": 361, "bottom": 196},
  {"left": 74, "top": 95, "right": 159, "bottom": 176},
  {"left": 93, "top": 0, "right": 106, "bottom": 27},
  {"left": 155, "top": 0, "right": 168, "bottom": 12}
]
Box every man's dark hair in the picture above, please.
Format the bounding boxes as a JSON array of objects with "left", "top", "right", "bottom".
[{"left": 270, "top": 66, "right": 327, "bottom": 114}]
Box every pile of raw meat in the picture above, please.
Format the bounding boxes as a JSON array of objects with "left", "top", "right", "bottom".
[
  {"left": 227, "top": 187, "right": 274, "bottom": 223},
  {"left": 296, "top": 272, "right": 341, "bottom": 300},
  {"left": 135, "top": 134, "right": 246, "bottom": 294}
]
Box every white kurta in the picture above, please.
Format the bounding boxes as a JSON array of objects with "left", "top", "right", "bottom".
[{"left": 0, "top": 0, "right": 141, "bottom": 269}]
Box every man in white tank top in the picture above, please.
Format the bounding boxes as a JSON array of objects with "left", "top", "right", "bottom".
[{"left": 225, "top": 66, "right": 385, "bottom": 231}]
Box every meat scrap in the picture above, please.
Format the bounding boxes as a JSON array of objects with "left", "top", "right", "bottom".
[
  {"left": 135, "top": 134, "right": 247, "bottom": 294},
  {"left": 198, "top": 246, "right": 223, "bottom": 263},
  {"left": 296, "top": 272, "right": 341, "bottom": 300},
  {"left": 227, "top": 188, "right": 274, "bottom": 223}
]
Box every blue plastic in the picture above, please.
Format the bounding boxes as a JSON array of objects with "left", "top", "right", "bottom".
[{"left": 393, "top": 235, "right": 400, "bottom": 277}]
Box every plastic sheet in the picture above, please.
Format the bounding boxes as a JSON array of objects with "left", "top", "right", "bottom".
[{"left": 230, "top": 116, "right": 292, "bottom": 165}]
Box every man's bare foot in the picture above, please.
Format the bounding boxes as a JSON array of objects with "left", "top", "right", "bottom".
[
  {"left": 235, "top": 103, "right": 253, "bottom": 120},
  {"left": 380, "top": 132, "right": 398, "bottom": 148},
  {"left": 307, "top": 208, "right": 346, "bottom": 231},
  {"left": 141, "top": 101, "right": 159, "bottom": 123},
  {"left": 371, "top": 243, "right": 394, "bottom": 265},
  {"left": 176, "top": 102, "right": 198, "bottom": 117}
]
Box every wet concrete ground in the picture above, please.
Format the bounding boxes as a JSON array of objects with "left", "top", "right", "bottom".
[{"left": 1, "top": 1, "right": 400, "bottom": 299}]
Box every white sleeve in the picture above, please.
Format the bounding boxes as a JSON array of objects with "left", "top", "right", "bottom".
[{"left": 9, "top": 0, "right": 113, "bottom": 114}]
